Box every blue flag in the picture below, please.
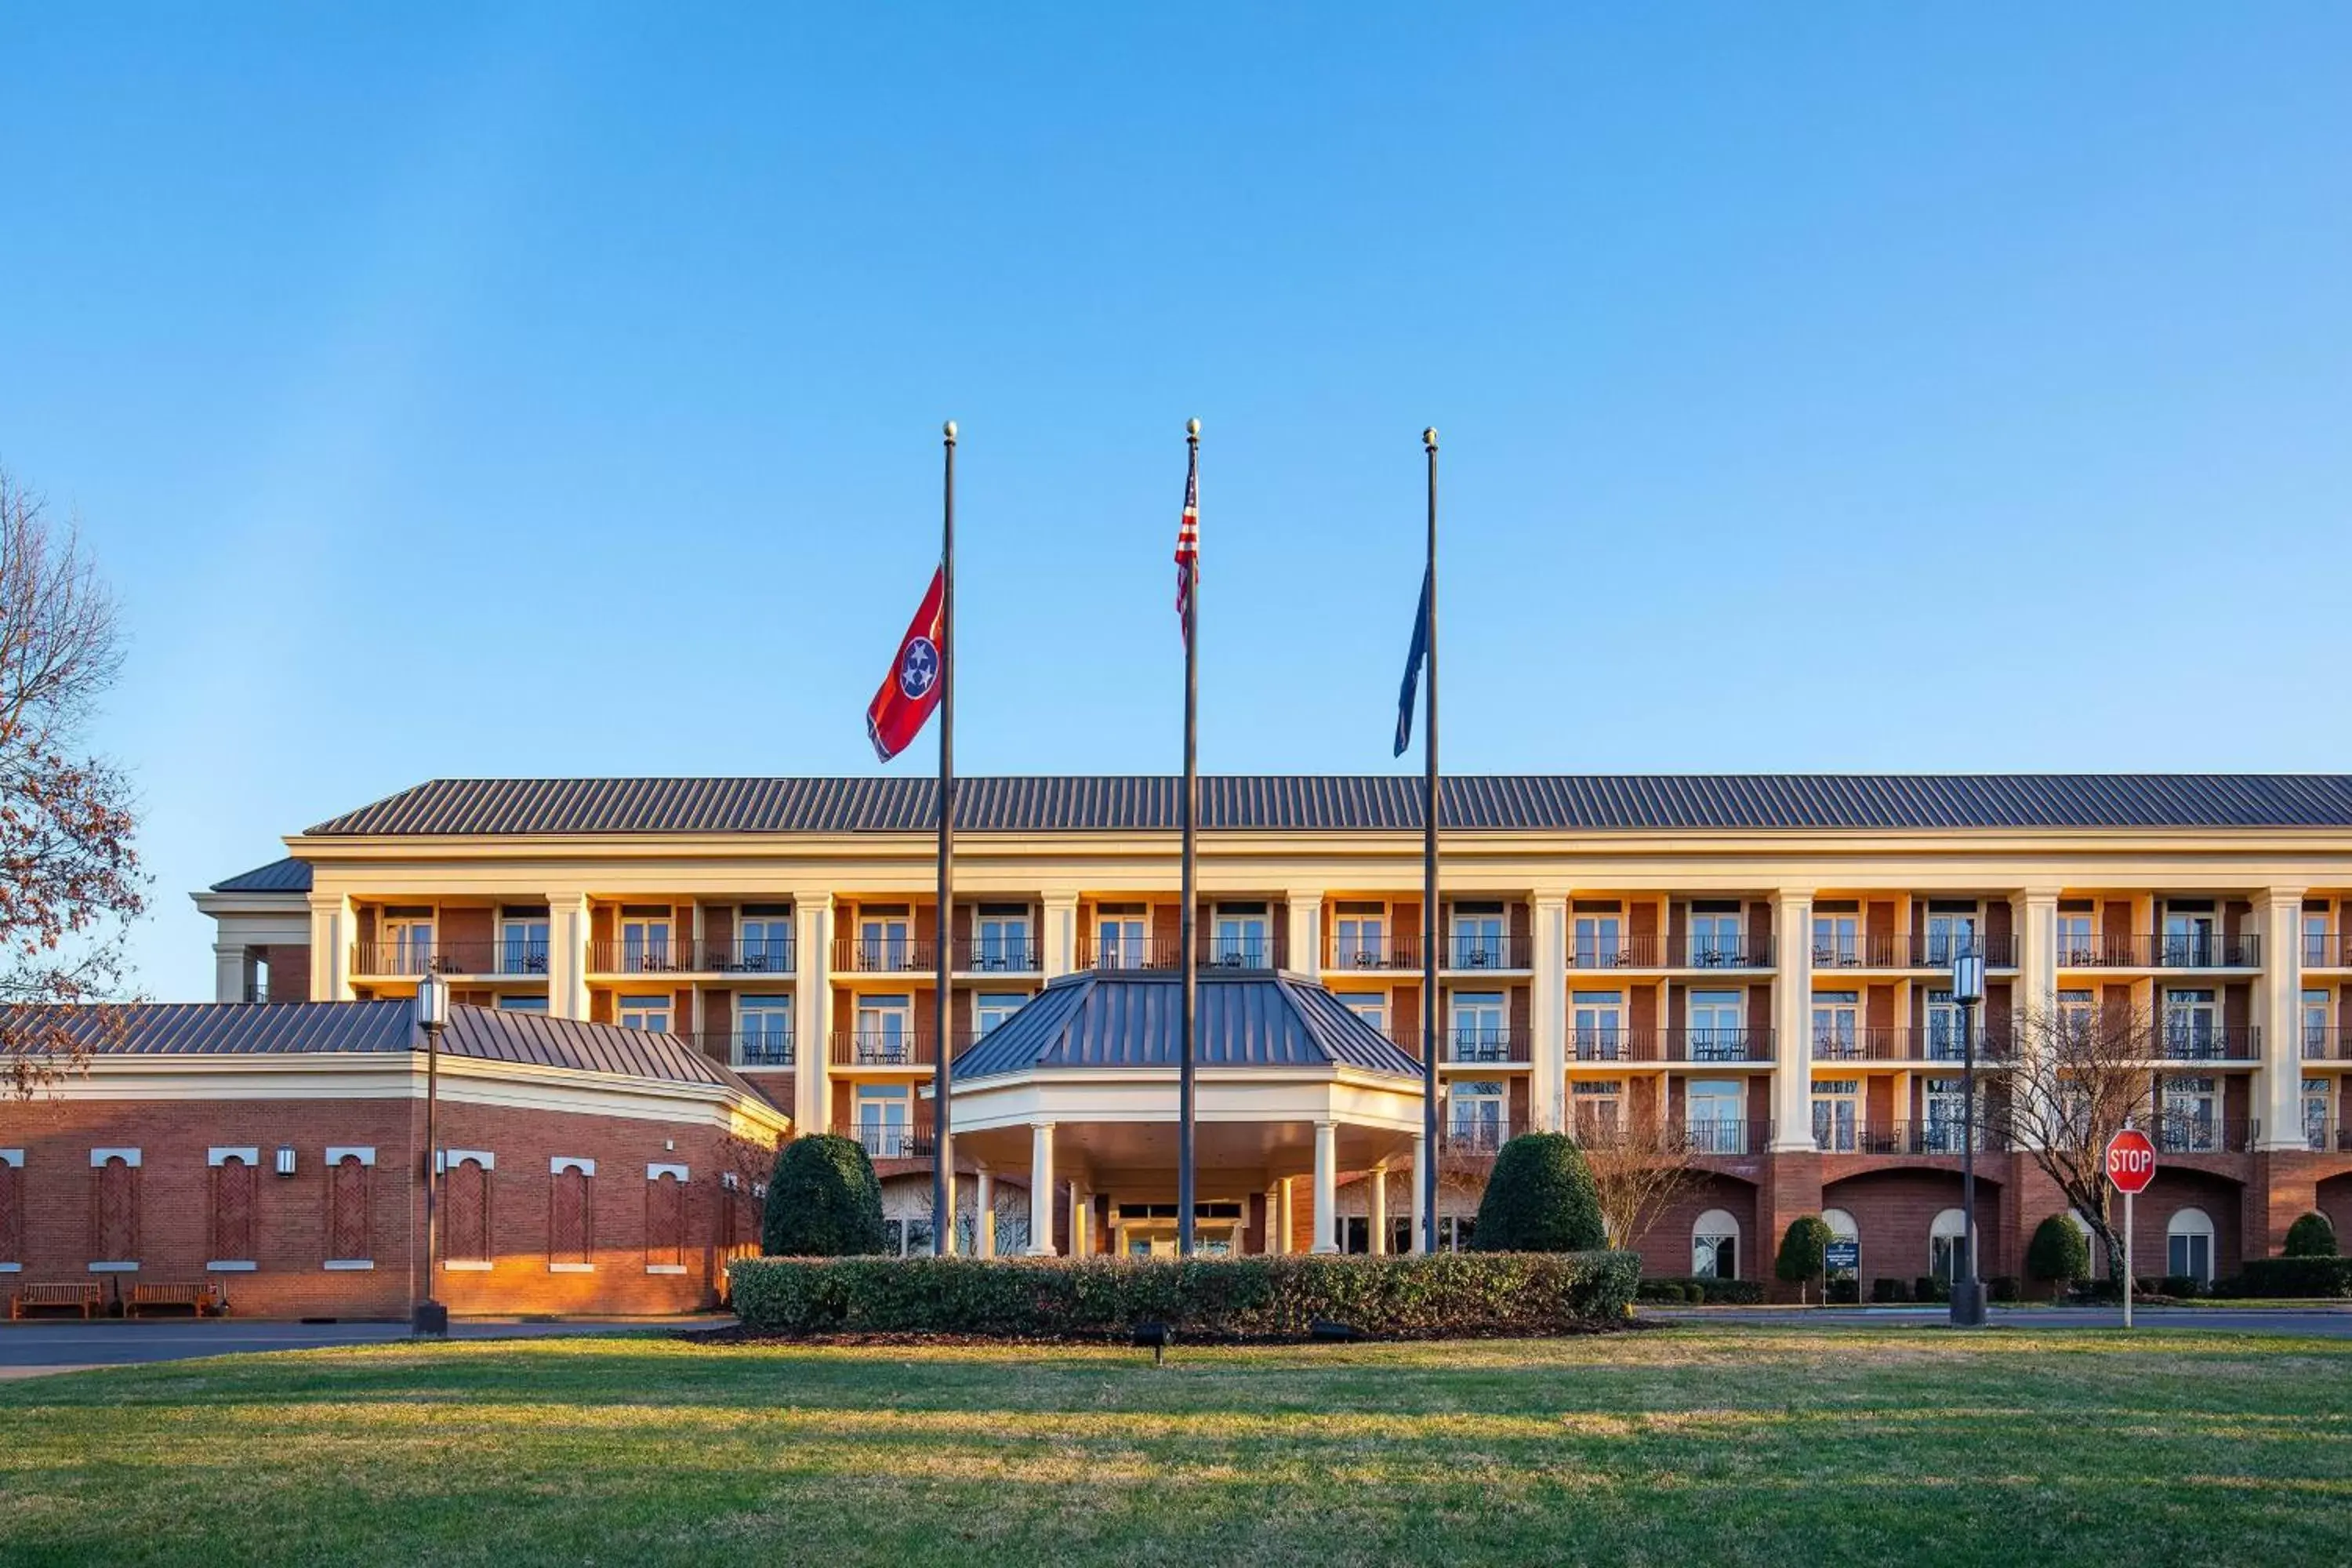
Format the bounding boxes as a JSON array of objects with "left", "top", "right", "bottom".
[{"left": 1393, "top": 566, "right": 1430, "bottom": 757}]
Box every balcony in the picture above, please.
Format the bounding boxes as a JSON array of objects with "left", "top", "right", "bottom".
[
  {"left": 1567, "top": 935, "right": 1662, "bottom": 971},
  {"left": 1199, "top": 934, "right": 1289, "bottom": 970},
  {"left": 2305, "top": 933, "right": 2352, "bottom": 969},
  {"left": 1442, "top": 1123, "right": 1508, "bottom": 1158},
  {"left": 2147, "top": 1024, "right": 2259, "bottom": 1063},
  {"left": 1809, "top": 934, "right": 2020, "bottom": 971},
  {"left": 1568, "top": 1027, "right": 1774, "bottom": 1064},
  {"left": 2056, "top": 934, "right": 2262, "bottom": 968},
  {"left": 1810, "top": 1023, "right": 2020, "bottom": 1064},
  {"left": 1675, "top": 936, "right": 1774, "bottom": 970},
  {"left": 1080, "top": 935, "right": 1180, "bottom": 971},
  {"left": 955, "top": 936, "right": 1040, "bottom": 974},
  {"left": 589, "top": 938, "right": 699, "bottom": 975},
  {"left": 1079, "top": 933, "right": 1294, "bottom": 969},
  {"left": 829, "top": 1031, "right": 940, "bottom": 1067},
  {"left": 2301, "top": 1120, "right": 2352, "bottom": 1155},
  {"left": 701, "top": 938, "right": 797, "bottom": 976},
  {"left": 351, "top": 940, "right": 550, "bottom": 978},
  {"left": 1668, "top": 1118, "right": 1772, "bottom": 1156},
  {"left": 1821, "top": 1120, "right": 2006, "bottom": 1156},
  {"left": 2303, "top": 1028, "right": 2352, "bottom": 1062},
  {"left": 1441, "top": 934, "right": 1530, "bottom": 972},
  {"left": 1441, "top": 1029, "right": 1528, "bottom": 1065},
  {"left": 831, "top": 938, "right": 938, "bottom": 975},
  {"left": 1324, "top": 935, "right": 1422, "bottom": 971},
  {"left": 721, "top": 1032, "right": 796, "bottom": 1069},
  {"left": 2151, "top": 1116, "right": 2259, "bottom": 1156},
  {"left": 855, "top": 1123, "right": 935, "bottom": 1160}
]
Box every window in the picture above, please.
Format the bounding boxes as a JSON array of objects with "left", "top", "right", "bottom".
[
  {"left": 2304, "top": 1077, "right": 2332, "bottom": 1152},
  {"left": 444, "top": 1153, "right": 493, "bottom": 1268},
  {"left": 496, "top": 995, "right": 549, "bottom": 1012},
  {"left": 549, "top": 1159, "right": 593, "bottom": 1270},
  {"left": 2056, "top": 988, "right": 2094, "bottom": 1041},
  {"left": 383, "top": 907, "right": 434, "bottom": 975},
  {"left": 0, "top": 1149, "right": 22, "bottom": 1271},
  {"left": 1689, "top": 903, "right": 1743, "bottom": 967},
  {"left": 2056, "top": 908, "right": 2097, "bottom": 967},
  {"left": 1812, "top": 992, "right": 1859, "bottom": 1059},
  {"left": 499, "top": 911, "right": 550, "bottom": 975},
  {"left": 645, "top": 1166, "right": 688, "bottom": 1274},
  {"left": 92, "top": 1150, "right": 139, "bottom": 1266},
  {"left": 1449, "top": 1080, "right": 1506, "bottom": 1152},
  {"left": 1925, "top": 989, "right": 1964, "bottom": 1061},
  {"left": 738, "top": 906, "right": 794, "bottom": 974},
  {"left": 1450, "top": 902, "right": 1506, "bottom": 968},
  {"left": 620, "top": 907, "right": 674, "bottom": 973},
  {"left": 1436, "top": 1214, "right": 1477, "bottom": 1252},
  {"left": 1213, "top": 903, "right": 1270, "bottom": 966},
  {"left": 1572, "top": 1080, "right": 1623, "bottom": 1142},
  {"left": 1922, "top": 1078, "right": 1970, "bottom": 1152},
  {"left": 2303, "top": 990, "right": 2332, "bottom": 1059},
  {"left": 1573, "top": 908, "right": 1624, "bottom": 968},
  {"left": 2305, "top": 912, "right": 2333, "bottom": 968},
  {"left": 1812, "top": 1080, "right": 1860, "bottom": 1153},
  {"left": 1338, "top": 993, "right": 1388, "bottom": 1036},
  {"left": 208, "top": 1150, "right": 257, "bottom": 1266},
  {"left": 1334, "top": 902, "right": 1388, "bottom": 967},
  {"left": 2161, "top": 901, "right": 2217, "bottom": 967},
  {"left": 885, "top": 1215, "right": 937, "bottom": 1257},
  {"left": 326, "top": 1149, "right": 373, "bottom": 1268},
  {"left": 1095, "top": 904, "right": 1149, "bottom": 969},
  {"left": 857, "top": 1086, "right": 913, "bottom": 1157},
  {"left": 1450, "top": 993, "right": 1507, "bottom": 1063},
  {"left": 2161, "top": 1076, "right": 2218, "bottom": 1152},
  {"left": 855, "top": 995, "right": 913, "bottom": 1063},
  {"left": 739, "top": 995, "right": 794, "bottom": 1065},
  {"left": 1691, "top": 1208, "right": 1739, "bottom": 1279},
  {"left": 2163, "top": 989, "right": 2218, "bottom": 1058},
  {"left": 973, "top": 905, "right": 1033, "bottom": 971},
  {"left": 1687, "top": 990, "right": 1744, "bottom": 1061},
  {"left": 1685, "top": 1080, "right": 1745, "bottom": 1153},
  {"left": 858, "top": 906, "right": 913, "bottom": 971},
  {"left": 1813, "top": 911, "right": 1859, "bottom": 968},
  {"left": 2166, "top": 1207, "right": 2215, "bottom": 1285},
  {"left": 1923, "top": 902, "right": 1979, "bottom": 967},
  {"left": 1572, "top": 990, "right": 1624, "bottom": 1061},
  {"left": 619, "top": 994, "right": 673, "bottom": 1033},
  {"left": 975, "top": 993, "right": 1027, "bottom": 1037},
  {"left": 1929, "top": 1208, "right": 1970, "bottom": 1283}
]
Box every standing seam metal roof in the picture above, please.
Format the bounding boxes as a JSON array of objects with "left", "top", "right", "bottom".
[{"left": 299, "top": 774, "right": 2352, "bottom": 837}]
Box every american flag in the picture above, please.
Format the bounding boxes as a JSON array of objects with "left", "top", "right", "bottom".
[{"left": 1174, "top": 447, "right": 1199, "bottom": 642}]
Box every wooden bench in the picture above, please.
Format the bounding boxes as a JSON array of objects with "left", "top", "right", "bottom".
[
  {"left": 127, "top": 1282, "right": 220, "bottom": 1319},
  {"left": 9, "top": 1282, "right": 104, "bottom": 1319}
]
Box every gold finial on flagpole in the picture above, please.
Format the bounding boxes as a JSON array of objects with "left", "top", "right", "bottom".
[
  {"left": 1423, "top": 426, "right": 1439, "bottom": 451},
  {"left": 1186, "top": 418, "right": 1200, "bottom": 437},
  {"left": 943, "top": 419, "right": 957, "bottom": 443}
]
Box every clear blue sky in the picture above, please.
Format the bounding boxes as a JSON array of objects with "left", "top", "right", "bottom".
[{"left": 4, "top": 5, "right": 2350, "bottom": 1002}]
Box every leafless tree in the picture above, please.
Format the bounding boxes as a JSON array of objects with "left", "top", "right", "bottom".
[
  {"left": 1999, "top": 999, "right": 2164, "bottom": 1282},
  {"left": 0, "top": 470, "right": 145, "bottom": 1099},
  {"left": 1577, "top": 1112, "right": 1706, "bottom": 1261}
]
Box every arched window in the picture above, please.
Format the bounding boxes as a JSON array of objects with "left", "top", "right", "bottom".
[
  {"left": 445, "top": 1156, "right": 493, "bottom": 1267},
  {"left": 550, "top": 1160, "right": 593, "bottom": 1270},
  {"left": 327, "top": 1153, "right": 372, "bottom": 1265},
  {"left": 93, "top": 1153, "right": 140, "bottom": 1264},
  {"left": 0, "top": 1150, "right": 24, "bottom": 1268},
  {"left": 209, "top": 1155, "right": 256, "bottom": 1264},
  {"left": 1692, "top": 1208, "right": 1740, "bottom": 1279},
  {"left": 645, "top": 1167, "right": 687, "bottom": 1273},
  {"left": 2166, "top": 1207, "right": 2215, "bottom": 1285},
  {"left": 1929, "top": 1208, "right": 1970, "bottom": 1283}
]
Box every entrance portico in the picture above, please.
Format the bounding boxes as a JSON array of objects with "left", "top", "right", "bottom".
[{"left": 945, "top": 969, "right": 1427, "bottom": 1254}]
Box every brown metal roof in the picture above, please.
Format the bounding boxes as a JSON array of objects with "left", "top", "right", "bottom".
[{"left": 299, "top": 773, "right": 2352, "bottom": 838}]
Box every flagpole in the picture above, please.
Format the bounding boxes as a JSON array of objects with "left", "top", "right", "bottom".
[
  {"left": 1178, "top": 417, "right": 1200, "bottom": 1258},
  {"left": 1421, "top": 426, "right": 1440, "bottom": 1255},
  {"left": 932, "top": 419, "right": 956, "bottom": 1256}
]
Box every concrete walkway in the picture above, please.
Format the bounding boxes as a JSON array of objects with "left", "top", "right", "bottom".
[
  {"left": 0, "top": 1316, "right": 721, "bottom": 1378},
  {"left": 1644, "top": 1304, "right": 2352, "bottom": 1335}
]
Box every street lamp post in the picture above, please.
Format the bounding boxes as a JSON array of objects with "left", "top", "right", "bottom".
[
  {"left": 1949, "top": 948, "right": 1987, "bottom": 1328},
  {"left": 412, "top": 971, "right": 451, "bottom": 1338}
]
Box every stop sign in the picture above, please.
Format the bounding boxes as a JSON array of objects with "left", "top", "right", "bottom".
[{"left": 2106, "top": 1129, "right": 2158, "bottom": 1194}]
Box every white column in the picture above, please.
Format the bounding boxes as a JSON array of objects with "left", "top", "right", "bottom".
[
  {"left": 2017, "top": 891, "right": 2060, "bottom": 1151},
  {"left": 1409, "top": 1133, "right": 1428, "bottom": 1253},
  {"left": 1041, "top": 894, "right": 1080, "bottom": 978},
  {"left": 2259, "top": 888, "right": 2307, "bottom": 1151},
  {"left": 1263, "top": 1185, "right": 1280, "bottom": 1254},
  {"left": 976, "top": 1166, "right": 996, "bottom": 1258},
  {"left": 308, "top": 895, "right": 352, "bottom": 1001},
  {"left": 1368, "top": 1161, "right": 1389, "bottom": 1254},
  {"left": 1027, "top": 1123, "right": 1057, "bottom": 1255},
  {"left": 1769, "top": 890, "right": 1816, "bottom": 1152},
  {"left": 794, "top": 899, "right": 832, "bottom": 1136},
  {"left": 1311, "top": 1121, "right": 1339, "bottom": 1253},
  {"left": 1531, "top": 895, "right": 1569, "bottom": 1132},
  {"left": 943, "top": 1163, "right": 959, "bottom": 1255},
  {"left": 1275, "top": 1179, "right": 1292, "bottom": 1255},
  {"left": 1287, "top": 891, "right": 1323, "bottom": 974},
  {"left": 213, "top": 943, "right": 252, "bottom": 1004},
  {"left": 546, "top": 891, "right": 592, "bottom": 1021}
]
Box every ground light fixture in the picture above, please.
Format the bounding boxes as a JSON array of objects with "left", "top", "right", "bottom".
[
  {"left": 1133, "top": 1321, "right": 1173, "bottom": 1367},
  {"left": 1947, "top": 948, "right": 1987, "bottom": 1329},
  {"left": 412, "top": 971, "right": 451, "bottom": 1338}
]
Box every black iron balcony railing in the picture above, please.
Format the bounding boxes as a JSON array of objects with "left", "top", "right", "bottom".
[
  {"left": 2151, "top": 1116, "right": 2258, "bottom": 1156},
  {"left": 828, "top": 1031, "right": 938, "bottom": 1067},
  {"left": 2056, "top": 934, "right": 2261, "bottom": 968},
  {"left": 1442, "top": 1029, "right": 1528, "bottom": 1065},
  {"left": 1566, "top": 1027, "right": 1776, "bottom": 1063},
  {"left": 1668, "top": 1118, "right": 1771, "bottom": 1156},
  {"left": 956, "top": 936, "right": 1041, "bottom": 972},
  {"left": 352, "top": 939, "right": 552, "bottom": 978},
  {"left": 832, "top": 938, "right": 937, "bottom": 975},
  {"left": 2304, "top": 932, "right": 2352, "bottom": 968},
  {"left": 2303, "top": 1028, "right": 2351, "bottom": 1062},
  {"left": 1567, "top": 935, "right": 1661, "bottom": 970},
  {"left": 1442, "top": 1122, "right": 1508, "bottom": 1157},
  {"left": 725, "top": 1032, "right": 796, "bottom": 1069},
  {"left": 1080, "top": 935, "right": 1181, "bottom": 971},
  {"left": 1809, "top": 935, "right": 2020, "bottom": 969},
  {"left": 590, "top": 938, "right": 699, "bottom": 975},
  {"left": 702, "top": 938, "right": 797, "bottom": 975},
  {"left": 1325, "top": 935, "right": 1422, "bottom": 971},
  {"left": 1679, "top": 936, "right": 1774, "bottom": 969},
  {"left": 1809, "top": 1022, "right": 2020, "bottom": 1064},
  {"left": 855, "top": 1123, "right": 935, "bottom": 1160},
  {"left": 2149, "top": 1023, "right": 2259, "bottom": 1062},
  {"left": 1200, "top": 935, "right": 1289, "bottom": 969},
  {"left": 1825, "top": 1120, "right": 2008, "bottom": 1156},
  {"left": 2303, "top": 1121, "right": 2352, "bottom": 1154},
  {"left": 1442, "top": 934, "right": 1531, "bottom": 971}
]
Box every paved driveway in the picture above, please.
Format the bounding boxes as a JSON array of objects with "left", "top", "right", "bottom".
[
  {"left": 0, "top": 1318, "right": 713, "bottom": 1378},
  {"left": 1646, "top": 1305, "right": 2352, "bottom": 1335}
]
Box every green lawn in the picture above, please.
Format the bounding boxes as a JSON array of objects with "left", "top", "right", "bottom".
[{"left": 3, "top": 1327, "right": 2349, "bottom": 1566}]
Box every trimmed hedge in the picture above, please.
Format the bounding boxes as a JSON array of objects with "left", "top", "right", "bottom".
[
  {"left": 1776, "top": 1215, "right": 1832, "bottom": 1292},
  {"left": 2027, "top": 1214, "right": 2091, "bottom": 1285},
  {"left": 761, "top": 1135, "right": 887, "bottom": 1258},
  {"left": 1638, "top": 1275, "right": 1764, "bottom": 1305},
  {"left": 2285, "top": 1212, "right": 2339, "bottom": 1258},
  {"left": 729, "top": 1250, "right": 1640, "bottom": 1339},
  {"left": 1472, "top": 1134, "right": 1606, "bottom": 1252},
  {"left": 2235, "top": 1257, "right": 2352, "bottom": 1298}
]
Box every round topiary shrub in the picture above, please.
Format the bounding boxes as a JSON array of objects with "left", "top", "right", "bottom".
[
  {"left": 1776, "top": 1214, "right": 1834, "bottom": 1300},
  {"left": 1470, "top": 1132, "right": 1606, "bottom": 1252},
  {"left": 2027, "top": 1214, "right": 2091, "bottom": 1287},
  {"left": 2285, "top": 1211, "right": 2339, "bottom": 1258},
  {"left": 762, "top": 1134, "right": 887, "bottom": 1257}
]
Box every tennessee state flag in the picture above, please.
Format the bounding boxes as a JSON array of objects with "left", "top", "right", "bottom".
[{"left": 866, "top": 565, "right": 946, "bottom": 763}]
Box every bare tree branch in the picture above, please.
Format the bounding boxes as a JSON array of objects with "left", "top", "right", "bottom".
[
  {"left": 1998, "top": 1000, "right": 2165, "bottom": 1281},
  {"left": 1577, "top": 1110, "right": 1707, "bottom": 1260}
]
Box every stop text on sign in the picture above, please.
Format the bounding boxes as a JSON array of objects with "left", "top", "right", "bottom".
[{"left": 2105, "top": 1129, "right": 2158, "bottom": 1195}]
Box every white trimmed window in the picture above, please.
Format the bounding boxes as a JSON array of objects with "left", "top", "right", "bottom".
[
  {"left": 325, "top": 1148, "right": 376, "bottom": 1269},
  {"left": 550, "top": 1158, "right": 595, "bottom": 1271},
  {"left": 1692, "top": 1209, "right": 1740, "bottom": 1278},
  {"left": 2167, "top": 1207, "right": 2215, "bottom": 1285},
  {"left": 619, "top": 994, "right": 673, "bottom": 1032}
]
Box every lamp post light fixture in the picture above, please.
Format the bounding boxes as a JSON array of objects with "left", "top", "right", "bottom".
[
  {"left": 1948, "top": 947, "right": 1987, "bottom": 1329},
  {"left": 412, "top": 971, "right": 451, "bottom": 1338}
]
